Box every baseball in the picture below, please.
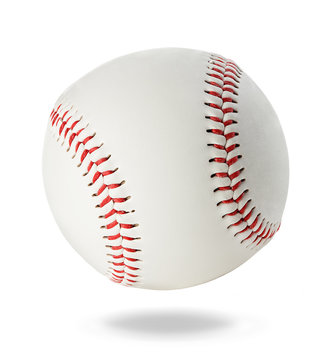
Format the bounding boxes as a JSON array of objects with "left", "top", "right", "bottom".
[{"left": 43, "top": 48, "right": 289, "bottom": 290}]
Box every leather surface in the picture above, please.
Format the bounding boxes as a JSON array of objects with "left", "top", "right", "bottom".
[{"left": 43, "top": 48, "right": 289, "bottom": 289}]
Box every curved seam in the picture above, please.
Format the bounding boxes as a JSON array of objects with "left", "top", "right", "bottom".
[
  {"left": 49, "top": 101, "right": 141, "bottom": 285},
  {"left": 204, "top": 54, "right": 280, "bottom": 248}
]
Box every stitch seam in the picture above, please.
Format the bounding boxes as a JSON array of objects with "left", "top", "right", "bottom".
[
  {"left": 205, "top": 54, "right": 280, "bottom": 248},
  {"left": 49, "top": 101, "right": 141, "bottom": 285}
]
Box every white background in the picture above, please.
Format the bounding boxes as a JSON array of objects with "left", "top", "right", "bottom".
[{"left": 1, "top": 0, "right": 328, "bottom": 359}]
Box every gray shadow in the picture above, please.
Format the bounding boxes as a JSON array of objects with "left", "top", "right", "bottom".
[{"left": 102, "top": 309, "right": 235, "bottom": 338}]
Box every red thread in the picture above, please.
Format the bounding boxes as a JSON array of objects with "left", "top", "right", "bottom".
[
  {"left": 49, "top": 104, "right": 140, "bottom": 285},
  {"left": 205, "top": 55, "right": 280, "bottom": 246}
]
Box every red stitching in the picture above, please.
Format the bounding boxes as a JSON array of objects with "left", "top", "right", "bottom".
[
  {"left": 49, "top": 104, "right": 141, "bottom": 285},
  {"left": 205, "top": 54, "right": 280, "bottom": 247}
]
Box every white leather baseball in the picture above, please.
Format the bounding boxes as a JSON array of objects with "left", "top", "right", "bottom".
[{"left": 43, "top": 48, "right": 289, "bottom": 290}]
